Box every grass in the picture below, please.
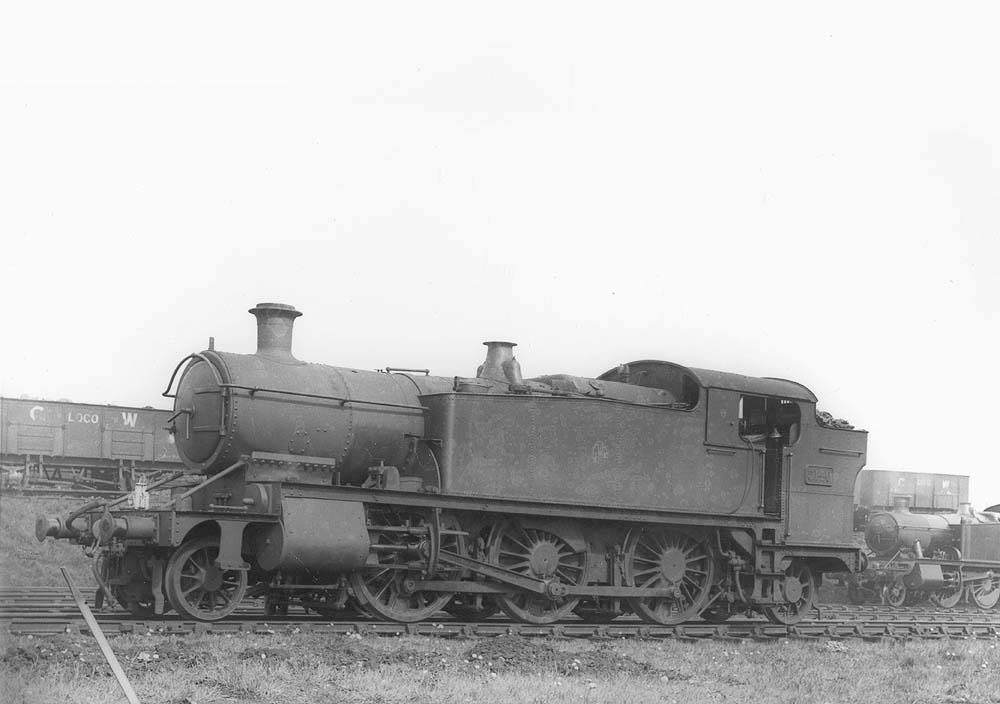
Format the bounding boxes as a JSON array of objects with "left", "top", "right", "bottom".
[
  {"left": 0, "top": 494, "right": 97, "bottom": 588},
  {"left": 1, "top": 630, "right": 998, "bottom": 704}
]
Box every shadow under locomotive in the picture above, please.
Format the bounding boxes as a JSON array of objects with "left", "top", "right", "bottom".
[{"left": 38, "top": 303, "right": 870, "bottom": 626}]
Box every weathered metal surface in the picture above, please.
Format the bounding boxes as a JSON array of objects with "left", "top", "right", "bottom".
[
  {"left": 256, "top": 498, "right": 369, "bottom": 575},
  {"left": 169, "top": 354, "right": 452, "bottom": 482},
  {"left": 245, "top": 451, "right": 338, "bottom": 486},
  {"left": 278, "top": 484, "right": 781, "bottom": 526},
  {"left": 424, "top": 393, "right": 754, "bottom": 513},
  {"left": 787, "top": 419, "right": 868, "bottom": 545},
  {"left": 963, "top": 522, "right": 1000, "bottom": 562}
]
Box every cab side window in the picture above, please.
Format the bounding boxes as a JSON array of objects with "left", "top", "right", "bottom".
[
  {"left": 739, "top": 396, "right": 768, "bottom": 440},
  {"left": 739, "top": 396, "right": 801, "bottom": 445}
]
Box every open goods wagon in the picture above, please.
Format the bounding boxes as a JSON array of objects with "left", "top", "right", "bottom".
[{"left": 2, "top": 397, "right": 181, "bottom": 490}]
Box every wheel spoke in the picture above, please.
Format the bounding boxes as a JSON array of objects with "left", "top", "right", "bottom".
[
  {"left": 639, "top": 573, "right": 661, "bottom": 589},
  {"left": 555, "top": 566, "right": 583, "bottom": 583},
  {"left": 504, "top": 560, "right": 533, "bottom": 571},
  {"left": 648, "top": 533, "right": 668, "bottom": 554},
  {"left": 512, "top": 525, "right": 536, "bottom": 549},
  {"left": 498, "top": 548, "right": 528, "bottom": 559},
  {"left": 373, "top": 577, "right": 395, "bottom": 602}
]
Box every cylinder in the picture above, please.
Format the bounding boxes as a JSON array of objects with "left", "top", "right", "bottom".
[{"left": 254, "top": 498, "right": 369, "bottom": 576}]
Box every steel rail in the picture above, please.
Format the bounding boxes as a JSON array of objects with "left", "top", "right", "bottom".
[{"left": 4, "top": 615, "right": 1000, "bottom": 641}]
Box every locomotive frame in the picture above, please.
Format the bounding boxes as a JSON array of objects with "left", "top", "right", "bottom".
[{"left": 38, "top": 303, "right": 869, "bottom": 625}]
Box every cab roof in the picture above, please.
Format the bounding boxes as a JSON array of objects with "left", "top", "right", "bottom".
[{"left": 598, "top": 360, "right": 818, "bottom": 403}]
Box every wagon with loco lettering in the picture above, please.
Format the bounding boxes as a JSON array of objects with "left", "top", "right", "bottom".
[{"left": 1, "top": 397, "right": 181, "bottom": 490}]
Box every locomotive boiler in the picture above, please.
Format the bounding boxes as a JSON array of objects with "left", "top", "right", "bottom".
[{"left": 38, "top": 303, "right": 870, "bottom": 625}]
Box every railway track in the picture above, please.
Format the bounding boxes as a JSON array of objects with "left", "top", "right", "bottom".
[{"left": 3, "top": 588, "right": 999, "bottom": 641}]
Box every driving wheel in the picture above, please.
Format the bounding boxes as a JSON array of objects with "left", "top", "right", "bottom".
[
  {"left": 350, "top": 510, "right": 460, "bottom": 622},
  {"left": 487, "top": 520, "right": 587, "bottom": 624},
  {"left": 624, "top": 526, "right": 715, "bottom": 625}
]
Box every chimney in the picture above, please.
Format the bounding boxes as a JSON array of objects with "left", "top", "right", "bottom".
[
  {"left": 477, "top": 341, "right": 523, "bottom": 384},
  {"left": 249, "top": 303, "right": 302, "bottom": 361},
  {"left": 891, "top": 495, "right": 911, "bottom": 512}
]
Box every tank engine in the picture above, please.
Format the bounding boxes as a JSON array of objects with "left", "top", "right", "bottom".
[
  {"left": 38, "top": 303, "right": 870, "bottom": 625},
  {"left": 851, "top": 503, "right": 1000, "bottom": 608}
]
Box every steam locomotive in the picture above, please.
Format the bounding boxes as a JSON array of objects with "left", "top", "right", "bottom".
[
  {"left": 849, "top": 502, "right": 1000, "bottom": 608},
  {"left": 37, "top": 303, "right": 869, "bottom": 624}
]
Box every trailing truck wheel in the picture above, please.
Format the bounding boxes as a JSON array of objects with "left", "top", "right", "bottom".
[
  {"left": 624, "top": 526, "right": 715, "bottom": 625},
  {"left": 164, "top": 537, "right": 248, "bottom": 621},
  {"left": 763, "top": 562, "right": 816, "bottom": 625}
]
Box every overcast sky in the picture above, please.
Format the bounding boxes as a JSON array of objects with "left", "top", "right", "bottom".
[{"left": 2, "top": 3, "right": 998, "bottom": 505}]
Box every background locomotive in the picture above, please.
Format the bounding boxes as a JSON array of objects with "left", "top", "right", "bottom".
[
  {"left": 2, "top": 397, "right": 181, "bottom": 491},
  {"left": 849, "top": 502, "right": 1000, "bottom": 608},
  {"left": 38, "top": 302, "right": 868, "bottom": 624}
]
